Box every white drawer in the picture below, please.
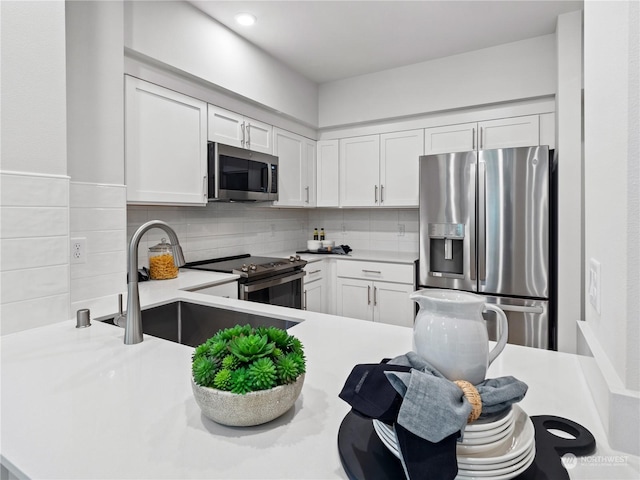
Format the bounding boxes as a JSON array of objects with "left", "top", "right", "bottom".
[
  {"left": 336, "top": 260, "right": 413, "bottom": 284},
  {"left": 304, "top": 261, "right": 325, "bottom": 284}
]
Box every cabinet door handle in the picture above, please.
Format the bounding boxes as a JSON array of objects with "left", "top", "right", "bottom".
[
  {"left": 374, "top": 185, "right": 378, "bottom": 203},
  {"left": 203, "top": 175, "right": 207, "bottom": 199},
  {"left": 362, "top": 269, "right": 382, "bottom": 274},
  {"left": 246, "top": 123, "right": 251, "bottom": 148},
  {"left": 305, "top": 185, "right": 310, "bottom": 203},
  {"left": 480, "top": 126, "right": 483, "bottom": 149},
  {"left": 472, "top": 127, "right": 476, "bottom": 149},
  {"left": 367, "top": 285, "right": 371, "bottom": 305},
  {"left": 303, "top": 290, "right": 307, "bottom": 310},
  {"left": 241, "top": 122, "right": 246, "bottom": 147},
  {"left": 380, "top": 185, "right": 384, "bottom": 203},
  {"left": 373, "top": 286, "right": 377, "bottom": 306}
]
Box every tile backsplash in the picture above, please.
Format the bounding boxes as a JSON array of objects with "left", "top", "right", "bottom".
[
  {"left": 1, "top": 171, "right": 71, "bottom": 335},
  {"left": 128, "top": 204, "right": 419, "bottom": 265}
]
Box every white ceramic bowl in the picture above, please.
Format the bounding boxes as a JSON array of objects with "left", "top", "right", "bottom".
[
  {"left": 321, "top": 240, "right": 335, "bottom": 248},
  {"left": 307, "top": 240, "right": 322, "bottom": 251},
  {"left": 191, "top": 374, "right": 304, "bottom": 426}
]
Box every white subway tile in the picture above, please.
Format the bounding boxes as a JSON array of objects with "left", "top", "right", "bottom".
[
  {"left": 70, "top": 272, "right": 125, "bottom": 303},
  {"left": 0, "top": 294, "right": 70, "bottom": 335},
  {"left": 70, "top": 183, "right": 126, "bottom": 208},
  {"left": 1, "top": 173, "right": 68, "bottom": 207},
  {"left": 1, "top": 236, "right": 68, "bottom": 271},
  {"left": 1, "top": 207, "right": 69, "bottom": 238},
  {"left": 71, "top": 251, "right": 126, "bottom": 280},
  {"left": 1, "top": 265, "right": 69, "bottom": 303},
  {"left": 71, "top": 208, "right": 125, "bottom": 232}
]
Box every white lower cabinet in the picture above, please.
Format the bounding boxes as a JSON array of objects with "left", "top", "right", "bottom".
[
  {"left": 336, "top": 261, "right": 415, "bottom": 327},
  {"left": 303, "top": 261, "right": 326, "bottom": 313}
]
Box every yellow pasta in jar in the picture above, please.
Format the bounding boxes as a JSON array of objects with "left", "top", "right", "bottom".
[{"left": 149, "top": 253, "right": 178, "bottom": 280}]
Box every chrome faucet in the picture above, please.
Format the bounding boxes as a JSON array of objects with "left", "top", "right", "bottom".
[{"left": 124, "top": 220, "right": 185, "bottom": 344}]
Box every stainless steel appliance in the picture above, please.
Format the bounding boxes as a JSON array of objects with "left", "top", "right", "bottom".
[
  {"left": 208, "top": 142, "right": 278, "bottom": 202},
  {"left": 185, "top": 254, "right": 307, "bottom": 309},
  {"left": 418, "top": 146, "right": 556, "bottom": 349}
]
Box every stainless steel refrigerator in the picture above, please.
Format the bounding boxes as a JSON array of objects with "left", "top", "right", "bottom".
[{"left": 418, "top": 146, "right": 556, "bottom": 349}]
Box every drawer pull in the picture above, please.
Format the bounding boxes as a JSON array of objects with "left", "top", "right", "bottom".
[
  {"left": 309, "top": 269, "right": 322, "bottom": 275},
  {"left": 362, "top": 269, "right": 382, "bottom": 274}
]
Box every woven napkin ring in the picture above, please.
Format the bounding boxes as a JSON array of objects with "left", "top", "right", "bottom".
[{"left": 454, "top": 380, "right": 482, "bottom": 423}]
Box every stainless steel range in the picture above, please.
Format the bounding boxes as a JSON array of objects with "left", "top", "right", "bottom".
[{"left": 184, "top": 254, "right": 307, "bottom": 309}]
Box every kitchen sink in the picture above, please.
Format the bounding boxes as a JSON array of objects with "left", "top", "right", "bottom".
[{"left": 102, "top": 300, "right": 301, "bottom": 347}]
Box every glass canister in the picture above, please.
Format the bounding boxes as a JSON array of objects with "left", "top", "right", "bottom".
[{"left": 148, "top": 238, "right": 179, "bottom": 280}]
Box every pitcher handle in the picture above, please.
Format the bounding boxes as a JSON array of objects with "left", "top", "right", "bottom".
[{"left": 485, "top": 304, "right": 509, "bottom": 365}]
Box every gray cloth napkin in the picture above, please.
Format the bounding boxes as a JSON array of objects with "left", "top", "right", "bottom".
[{"left": 385, "top": 352, "right": 528, "bottom": 443}]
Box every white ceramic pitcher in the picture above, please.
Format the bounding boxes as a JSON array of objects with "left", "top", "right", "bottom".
[{"left": 410, "top": 289, "right": 509, "bottom": 385}]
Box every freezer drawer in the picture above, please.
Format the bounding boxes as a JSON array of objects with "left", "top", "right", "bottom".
[{"left": 482, "top": 296, "right": 549, "bottom": 349}]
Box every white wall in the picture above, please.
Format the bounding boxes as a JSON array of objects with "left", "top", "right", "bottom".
[
  {"left": 124, "top": 0, "right": 319, "bottom": 128},
  {"left": 66, "top": 1, "right": 128, "bottom": 316},
  {"left": 319, "top": 34, "right": 556, "bottom": 128},
  {"left": 584, "top": 0, "right": 639, "bottom": 391},
  {"left": 0, "top": 1, "right": 70, "bottom": 334},
  {"left": 555, "top": 10, "right": 583, "bottom": 354}
]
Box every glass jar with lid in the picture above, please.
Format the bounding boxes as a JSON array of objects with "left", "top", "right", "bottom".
[{"left": 148, "top": 238, "right": 179, "bottom": 280}]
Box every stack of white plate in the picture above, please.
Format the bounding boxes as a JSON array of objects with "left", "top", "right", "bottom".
[{"left": 372, "top": 405, "right": 535, "bottom": 480}]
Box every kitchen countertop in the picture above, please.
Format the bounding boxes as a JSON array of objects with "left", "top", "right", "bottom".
[
  {"left": 274, "top": 249, "right": 419, "bottom": 265},
  {"left": 1, "top": 272, "right": 638, "bottom": 479}
]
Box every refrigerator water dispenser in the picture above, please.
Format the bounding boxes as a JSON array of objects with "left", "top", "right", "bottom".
[{"left": 428, "top": 223, "right": 465, "bottom": 277}]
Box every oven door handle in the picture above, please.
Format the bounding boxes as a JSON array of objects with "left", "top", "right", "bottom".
[{"left": 241, "top": 271, "right": 306, "bottom": 293}]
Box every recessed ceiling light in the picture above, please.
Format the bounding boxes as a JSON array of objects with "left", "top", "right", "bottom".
[{"left": 234, "top": 13, "right": 256, "bottom": 26}]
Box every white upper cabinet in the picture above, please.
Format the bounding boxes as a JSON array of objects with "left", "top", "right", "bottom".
[
  {"left": 339, "top": 135, "right": 380, "bottom": 207},
  {"left": 339, "top": 131, "right": 423, "bottom": 208},
  {"left": 316, "top": 140, "right": 339, "bottom": 207},
  {"left": 207, "top": 105, "right": 273, "bottom": 154},
  {"left": 478, "top": 115, "right": 540, "bottom": 150},
  {"left": 424, "top": 115, "right": 541, "bottom": 155},
  {"left": 272, "top": 127, "right": 316, "bottom": 207},
  {"left": 379, "top": 130, "right": 424, "bottom": 207},
  {"left": 125, "top": 76, "right": 207, "bottom": 206},
  {"left": 424, "top": 122, "right": 477, "bottom": 154}
]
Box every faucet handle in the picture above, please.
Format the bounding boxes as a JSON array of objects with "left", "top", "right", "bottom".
[{"left": 114, "top": 293, "right": 126, "bottom": 328}]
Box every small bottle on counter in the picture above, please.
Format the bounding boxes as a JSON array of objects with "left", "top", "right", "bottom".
[
  {"left": 313, "top": 227, "right": 319, "bottom": 240},
  {"left": 320, "top": 227, "right": 325, "bottom": 241}
]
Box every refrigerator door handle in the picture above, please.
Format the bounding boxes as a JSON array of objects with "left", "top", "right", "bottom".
[
  {"left": 478, "top": 160, "right": 487, "bottom": 281},
  {"left": 470, "top": 161, "right": 477, "bottom": 282},
  {"left": 492, "top": 304, "right": 545, "bottom": 314}
]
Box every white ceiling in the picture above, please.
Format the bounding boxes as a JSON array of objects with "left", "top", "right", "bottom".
[{"left": 189, "top": 0, "right": 583, "bottom": 84}]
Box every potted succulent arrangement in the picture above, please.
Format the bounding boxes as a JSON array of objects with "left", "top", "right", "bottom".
[{"left": 191, "top": 324, "right": 306, "bottom": 426}]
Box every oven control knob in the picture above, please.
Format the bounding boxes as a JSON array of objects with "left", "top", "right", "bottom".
[
  {"left": 295, "top": 255, "right": 301, "bottom": 261},
  {"left": 289, "top": 255, "right": 296, "bottom": 262},
  {"left": 241, "top": 264, "right": 249, "bottom": 272},
  {"left": 249, "top": 264, "right": 257, "bottom": 271}
]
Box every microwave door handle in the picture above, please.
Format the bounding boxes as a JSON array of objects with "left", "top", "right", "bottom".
[
  {"left": 246, "top": 123, "right": 251, "bottom": 149},
  {"left": 267, "top": 163, "right": 274, "bottom": 197}
]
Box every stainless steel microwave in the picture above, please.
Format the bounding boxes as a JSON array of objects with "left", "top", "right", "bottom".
[{"left": 207, "top": 142, "right": 278, "bottom": 202}]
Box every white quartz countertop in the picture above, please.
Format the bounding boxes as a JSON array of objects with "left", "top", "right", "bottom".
[
  {"left": 1, "top": 273, "right": 638, "bottom": 479},
  {"left": 271, "top": 249, "right": 418, "bottom": 265}
]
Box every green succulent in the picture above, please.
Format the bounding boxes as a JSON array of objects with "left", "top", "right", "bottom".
[
  {"left": 191, "top": 324, "right": 305, "bottom": 394},
  {"left": 276, "top": 354, "right": 300, "bottom": 384},
  {"left": 248, "top": 357, "right": 277, "bottom": 390},
  {"left": 192, "top": 356, "right": 216, "bottom": 387},
  {"left": 230, "top": 367, "right": 252, "bottom": 394},
  {"left": 221, "top": 354, "right": 239, "bottom": 370},
  {"left": 228, "top": 334, "right": 275, "bottom": 362},
  {"left": 214, "top": 368, "right": 233, "bottom": 391}
]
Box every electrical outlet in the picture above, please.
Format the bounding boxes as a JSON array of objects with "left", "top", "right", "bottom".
[
  {"left": 588, "top": 258, "right": 601, "bottom": 314},
  {"left": 71, "top": 237, "right": 87, "bottom": 264}
]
